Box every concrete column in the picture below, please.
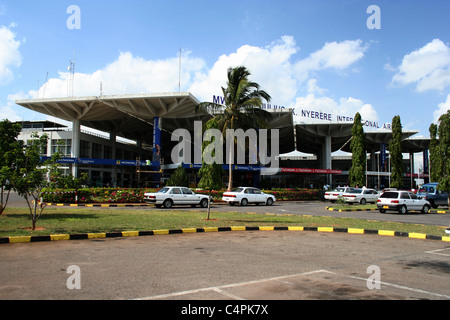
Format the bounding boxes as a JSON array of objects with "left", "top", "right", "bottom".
[
  {"left": 410, "top": 152, "right": 414, "bottom": 189},
  {"left": 324, "top": 136, "right": 332, "bottom": 185},
  {"left": 110, "top": 131, "right": 117, "bottom": 187},
  {"left": 71, "top": 119, "right": 80, "bottom": 177},
  {"left": 371, "top": 149, "right": 376, "bottom": 171}
]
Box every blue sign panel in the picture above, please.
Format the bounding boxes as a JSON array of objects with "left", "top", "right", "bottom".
[{"left": 41, "top": 157, "right": 160, "bottom": 167}]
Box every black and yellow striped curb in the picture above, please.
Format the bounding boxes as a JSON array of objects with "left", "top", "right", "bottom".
[
  {"left": 42, "top": 203, "right": 152, "bottom": 207},
  {"left": 433, "top": 209, "right": 450, "bottom": 214},
  {"left": 1, "top": 225, "right": 449, "bottom": 244},
  {"left": 326, "top": 206, "right": 449, "bottom": 214},
  {"left": 326, "top": 207, "right": 377, "bottom": 212}
]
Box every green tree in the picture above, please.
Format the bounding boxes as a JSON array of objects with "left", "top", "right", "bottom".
[
  {"left": 198, "top": 119, "right": 224, "bottom": 220},
  {"left": 429, "top": 123, "right": 439, "bottom": 182},
  {"left": 0, "top": 120, "right": 22, "bottom": 215},
  {"left": 435, "top": 110, "right": 450, "bottom": 206},
  {"left": 166, "top": 165, "right": 189, "bottom": 187},
  {"left": 349, "top": 113, "right": 366, "bottom": 187},
  {"left": 196, "top": 66, "right": 271, "bottom": 190},
  {"left": 390, "top": 115, "right": 404, "bottom": 189},
  {"left": 10, "top": 133, "right": 53, "bottom": 230}
]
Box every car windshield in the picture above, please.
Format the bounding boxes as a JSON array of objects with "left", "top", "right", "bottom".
[
  {"left": 418, "top": 186, "right": 435, "bottom": 193},
  {"left": 157, "top": 187, "right": 170, "bottom": 194},
  {"left": 349, "top": 189, "right": 362, "bottom": 194},
  {"left": 333, "top": 187, "right": 345, "bottom": 192},
  {"left": 232, "top": 187, "right": 244, "bottom": 193},
  {"left": 380, "top": 191, "right": 398, "bottom": 199}
]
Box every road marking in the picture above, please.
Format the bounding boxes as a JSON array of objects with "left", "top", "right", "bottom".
[
  {"left": 343, "top": 273, "right": 450, "bottom": 299},
  {"left": 134, "top": 269, "right": 330, "bottom": 300},
  {"left": 212, "top": 287, "right": 245, "bottom": 300},
  {"left": 135, "top": 268, "right": 450, "bottom": 300},
  {"left": 425, "top": 248, "right": 450, "bottom": 257}
]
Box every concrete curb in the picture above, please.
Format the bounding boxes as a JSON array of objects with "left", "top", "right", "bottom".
[
  {"left": 1, "top": 225, "right": 449, "bottom": 245},
  {"left": 326, "top": 206, "right": 377, "bottom": 212},
  {"left": 42, "top": 203, "right": 152, "bottom": 207},
  {"left": 326, "top": 206, "right": 449, "bottom": 214}
]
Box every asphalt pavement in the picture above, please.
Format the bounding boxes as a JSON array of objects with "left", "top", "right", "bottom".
[
  {"left": 2, "top": 191, "right": 449, "bottom": 305},
  {"left": 1, "top": 230, "right": 449, "bottom": 301}
]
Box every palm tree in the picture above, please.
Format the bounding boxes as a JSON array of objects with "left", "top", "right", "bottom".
[{"left": 196, "top": 66, "right": 271, "bottom": 190}]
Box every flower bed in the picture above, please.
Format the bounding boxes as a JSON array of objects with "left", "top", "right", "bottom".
[{"left": 41, "top": 187, "right": 319, "bottom": 204}]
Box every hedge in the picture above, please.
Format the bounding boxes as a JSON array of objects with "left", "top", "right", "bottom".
[{"left": 41, "top": 187, "right": 319, "bottom": 204}]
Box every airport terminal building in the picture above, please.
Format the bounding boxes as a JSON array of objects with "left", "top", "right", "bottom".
[{"left": 15, "top": 92, "right": 431, "bottom": 189}]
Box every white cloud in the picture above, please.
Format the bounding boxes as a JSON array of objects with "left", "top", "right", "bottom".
[
  {"left": 306, "top": 79, "right": 326, "bottom": 95},
  {"left": 36, "top": 51, "right": 206, "bottom": 98},
  {"left": 189, "top": 35, "right": 299, "bottom": 106},
  {"left": 34, "top": 36, "right": 366, "bottom": 106},
  {"left": 392, "top": 39, "right": 450, "bottom": 92},
  {"left": 0, "top": 24, "right": 22, "bottom": 85},
  {"left": 189, "top": 37, "right": 366, "bottom": 107},
  {"left": 433, "top": 94, "right": 450, "bottom": 123},
  {"left": 0, "top": 91, "right": 41, "bottom": 121},
  {"left": 294, "top": 40, "right": 366, "bottom": 81},
  {"left": 13, "top": 35, "right": 372, "bottom": 128}
]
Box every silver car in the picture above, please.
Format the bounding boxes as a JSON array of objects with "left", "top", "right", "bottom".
[
  {"left": 377, "top": 190, "right": 431, "bottom": 214},
  {"left": 324, "top": 187, "right": 354, "bottom": 202}
]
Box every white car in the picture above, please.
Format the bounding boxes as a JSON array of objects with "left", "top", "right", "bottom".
[
  {"left": 144, "top": 186, "right": 210, "bottom": 208},
  {"left": 341, "top": 188, "right": 379, "bottom": 205},
  {"left": 377, "top": 190, "right": 431, "bottom": 214},
  {"left": 324, "top": 187, "right": 354, "bottom": 202},
  {"left": 222, "top": 187, "right": 276, "bottom": 206}
]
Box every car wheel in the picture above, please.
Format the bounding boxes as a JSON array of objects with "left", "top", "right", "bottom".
[
  {"left": 240, "top": 198, "right": 248, "bottom": 206},
  {"left": 399, "top": 205, "right": 407, "bottom": 214},
  {"left": 200, "top": 198, "right": 208, "bottom": 208},
  {"left": 379, "top": 209, "right": 386, "bottom": 213},
  {"left": 360, "top": 198, "right": 367, "bottom": 205},
  {"left": 163, "top": 199, "right": 173, "bottom": 209},
  {"left": 266, "top": 198, "right": 274, "bottom": 206},
  {"left": 429, "top": 200, "right": 438, "bottom": 209},
  {"left": 421, "top": 204, "right": 430, "bottom": 214}
]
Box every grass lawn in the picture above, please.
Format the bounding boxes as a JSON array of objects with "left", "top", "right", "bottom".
[
  {"left": 328, "top": 203, "right": 450, "bottom": 213},
  {"left": 0, "top": 207, "right": 448, "bottom": 237}
]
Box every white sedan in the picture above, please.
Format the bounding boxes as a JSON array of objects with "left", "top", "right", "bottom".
[
  {"left": 222, "top": 187, "right": 276, "bottom": 206},
  {"left": 377, "top": 190, "right": 431, "bottom": 214},
  {"left": 144, "top": 186, "right": 210, "bottom": 208},
  {"left": 341, "top": 188, "right": 379, "bottom": 205},
  {"left": 324, "top": 187, "right": 354, "bottom": 202}
]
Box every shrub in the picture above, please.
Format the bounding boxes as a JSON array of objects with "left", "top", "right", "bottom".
[{"left": 40, "top": 187, "right": 319, "bottom": 204}]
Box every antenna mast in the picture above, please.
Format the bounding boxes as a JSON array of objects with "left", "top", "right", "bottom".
[
  {"left": 178, "top": 49, "right": 181, "bottom": 92},
  {"left": 68, "top": 51, "right": 75, "bottom": 97},
  {"left": 43, "top": 72, "right": 49, "bottom": 98}
]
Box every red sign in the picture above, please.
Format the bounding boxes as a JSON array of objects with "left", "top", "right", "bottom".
[{"left": 281, "top": 168, "right": 342, "bottom": 174}]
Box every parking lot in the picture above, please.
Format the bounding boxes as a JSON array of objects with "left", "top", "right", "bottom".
[
  {"left": 2, "top": 192, "right": 449, "bottom": 304},
  {"left": 1, "top": 228, "right": 449, "bottom": 301}
]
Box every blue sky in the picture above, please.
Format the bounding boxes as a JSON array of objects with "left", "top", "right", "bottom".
[{"left": 1, "top": 0, "right": 450, "bottom": 140}]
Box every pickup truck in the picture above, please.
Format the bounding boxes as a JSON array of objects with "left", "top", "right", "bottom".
[{"left": 416, "top": 183, "right": 448, "bottom": 208}]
